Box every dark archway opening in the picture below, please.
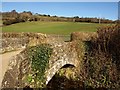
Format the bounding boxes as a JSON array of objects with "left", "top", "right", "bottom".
[
  {"left": 46, "top": 64, "right": 84, "bottom": 90},
  {"left": 46, "top": 75, "right": 84, "bottom": 90},
  {"left": 61, "top": 64, "right": 75, "bottom": 68}
]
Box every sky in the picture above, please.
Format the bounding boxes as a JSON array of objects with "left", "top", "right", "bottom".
[{"left": 2, "top": 2, "right": 118, "bottom": 20}]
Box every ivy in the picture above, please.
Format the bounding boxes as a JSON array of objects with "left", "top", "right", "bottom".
[{"left": 27, "top": 44, "right": 53, "bottom": 87}]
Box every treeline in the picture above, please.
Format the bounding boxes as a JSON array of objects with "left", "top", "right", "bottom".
[
  {"left": 2, "top": 10, "right": 38, "bottom": 25},
  {"left": 1, "top": 10, "right": 117, "bottom": 25}
]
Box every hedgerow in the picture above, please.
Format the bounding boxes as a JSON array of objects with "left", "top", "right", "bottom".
[{"left": 82, "top": 25, "right": 120, "bottom": 88}]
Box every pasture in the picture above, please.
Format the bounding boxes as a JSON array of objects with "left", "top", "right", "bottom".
[{"left": 2, "top": 21, "right": 110, "bottom": 35}]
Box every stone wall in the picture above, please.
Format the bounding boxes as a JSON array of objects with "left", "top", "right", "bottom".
[
  {"left": 1, "top": 32, "right": 48, "bottom": 53},
  {"left": 1, "top": 32, "right": 96, "bottom": 54},
  {"left": 1, "top": 49, "right": 30, "bottom": 88}
]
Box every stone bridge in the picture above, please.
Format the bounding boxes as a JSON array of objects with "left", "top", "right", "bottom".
[
  {"left": 45, "top": 41, "right": 79, "bottom": 84},
  {"left": 1, "top": 33, "right": 80, "bottom": 88}
]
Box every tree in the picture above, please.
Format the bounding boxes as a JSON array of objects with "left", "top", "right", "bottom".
[{"left": 73, "top": 16, "right": 79, "bottom": 18}]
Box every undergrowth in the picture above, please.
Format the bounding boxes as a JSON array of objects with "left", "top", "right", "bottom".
[{"left": 81, "top": 25, "right": 120, "bottom": 89}]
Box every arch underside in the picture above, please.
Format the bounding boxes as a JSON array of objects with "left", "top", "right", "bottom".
[{"left": 45, "top": 59, "right": 77, "bottom": 85}]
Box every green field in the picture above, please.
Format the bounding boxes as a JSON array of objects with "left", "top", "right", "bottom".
[{"left": 2, "top": 21, "right": 109, "bottom": 35}]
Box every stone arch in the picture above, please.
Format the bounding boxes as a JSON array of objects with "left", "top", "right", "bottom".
[{"left": 45, "top": 58, "right": 77, "bottom": 85}]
